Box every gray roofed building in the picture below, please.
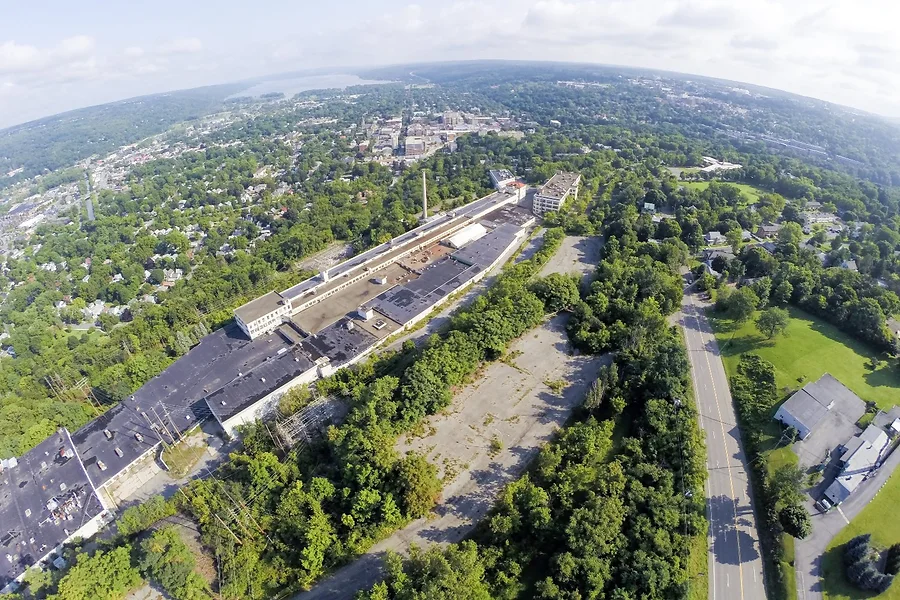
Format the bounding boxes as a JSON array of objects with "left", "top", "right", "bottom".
[
  {"left": 205, "top": 346, "right": 319, "bottom": 436},
  {"left": 233, "top": 291, "right": 292, "bottom": 340},
  {"left": 824, "top": 424, "right": 889, "bottom": 505},
  {"left": 774, "top": 374, "right": 866, "bottom": 439},
  {"left": 1, "top": 430, "right": 108, "bottom": 591}
]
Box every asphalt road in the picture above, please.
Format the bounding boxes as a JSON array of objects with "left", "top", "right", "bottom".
[
  {"left": 680, "top": 291, "right": 768, "bottom": 600},
  {"left": 794, "top": 446, "right": 900, "bottom": 600}
]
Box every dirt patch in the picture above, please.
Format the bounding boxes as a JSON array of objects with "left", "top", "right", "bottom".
[
  {"left": 539, "top": 235, "right": 602, "bottom": 282},
  {"left": 295, "top": 315, "right": 608, "bottom": 599}
]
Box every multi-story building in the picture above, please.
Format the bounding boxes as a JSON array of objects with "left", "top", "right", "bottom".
[
  {"left": 532, "top": 172, "right": 581, "bottom": 216},
  {"left": 233, "top": 291, "right": 293, "bottom": 340},
  {"left": 404, "top": 136, "right": 426, "bottom": 156}
]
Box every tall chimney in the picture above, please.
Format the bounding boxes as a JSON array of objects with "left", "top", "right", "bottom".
[{"left": 422, "top": 170, "right": 427, "bottom": 220}]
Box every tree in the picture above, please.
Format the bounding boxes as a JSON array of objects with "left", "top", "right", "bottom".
[
  {"left": 530, "top": 273, "right": 581, "bottom": 313},
  {"left": 779, "top": 504, "right": 811, "bottom": 539},
  {"left": 728, "top": 287, "right": 759, "bottom": 323},
  {"left": 54, "top": 546, "right": 142, "bottom": 600},
  {"left": 755, "top": 307, "right": 789, "bottom": 339},
  {"left": 777, "top": 222, "right": 803, "bottom": 247},
  {"left": 138, "top": 526, "right": 209, "bottom": 600},
  {"left": 394, "top": 453, "right": 441, "bottom": 519}
]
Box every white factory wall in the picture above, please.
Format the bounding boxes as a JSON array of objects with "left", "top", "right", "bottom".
[{"left": 218, "top": 365, "right": 320, "bottom": 437}]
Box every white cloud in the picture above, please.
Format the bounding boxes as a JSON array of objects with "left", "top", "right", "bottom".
[
  {"left": 157, "top": 37, "right": 203, "bottom": 55},
  {"left": 3, "top": 0, "right": 900, "bottom": 127}
]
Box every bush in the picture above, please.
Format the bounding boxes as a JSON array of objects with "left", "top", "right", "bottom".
[
  {"left": 844, "top": 541, "right": 870, "bottom": 565},
  {"left": 887, "top": 543, "right": 900, "bottom": 576},
  {"left": 779, "top": 504, "right": 811, "bottom": 539},
  {"left": 116, "top": 495, "right": 177, "bottom": 537}
]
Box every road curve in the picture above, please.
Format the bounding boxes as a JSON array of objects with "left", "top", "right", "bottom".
[{"left": 679, "top": 291, "right": 768, "bottom": 600}]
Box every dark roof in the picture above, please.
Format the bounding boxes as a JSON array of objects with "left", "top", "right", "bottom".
[
  {"left": 302, "top": 318, "right": 378, "bottom": 365},
  {"left": 0, "top": 430, "right": 105, "bottom": 588},
  {"left": 72, "top": 324, "right": 294, "bottom": 487},
  {"left": 452, "top": 223, "right": 521, "bottom": 268},
  {"left": 365, "top": 257, "right": 481, "bottom": 325},
  {"left": 234, "top": 291, "right": 288, "bottom": 323},
  {"left": 206, "top": 347, "right": 317, "bottom": 424}
]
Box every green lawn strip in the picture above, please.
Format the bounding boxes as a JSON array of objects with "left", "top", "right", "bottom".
[
  {"left": 710, "top": 306, "right": 900, "bottom": 410},
  {"left": 161, "top": 440, "right": 206, "bottom": 479},
  {"left": 821, "top": 469, "right": 900, "bottom": 599},
  {"left": 687, "top": 530, "right": 710, "bottom": 600},
  {"left": 679, "top": 181, "right": 768, "bottom": 206}
]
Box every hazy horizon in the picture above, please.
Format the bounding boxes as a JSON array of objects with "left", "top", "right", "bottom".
[{"left": 1, "top": 0, "right": 899, "bottom": 129}]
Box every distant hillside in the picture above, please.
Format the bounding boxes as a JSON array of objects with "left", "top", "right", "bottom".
[{"left": 0, "top": 83, "right": 247, "bottom": 183}]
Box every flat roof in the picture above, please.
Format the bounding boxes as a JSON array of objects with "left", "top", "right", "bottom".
[
  {"left": 72, "top": 324, "right": 294, "bottom": 486},
  {"left": 206, "top": 347, "right": 317, "bottom": 424},
  {"left": 0, "top": 430, "right": 105, "bottom": 588},
  {"left": 301, "top": 318, "right": 378, "bottom": 365},
  {"left": 452, "top": 223, "right": 521, "bottom": 268},
  {"left": 537, "top": 172, "right": 580, "bottom": 200},
  {"left": 280, "top": 191, "right": 518, "bottom": 303},
  {"left": 234, "top": 291, "right": 287, "bottom": 323}
]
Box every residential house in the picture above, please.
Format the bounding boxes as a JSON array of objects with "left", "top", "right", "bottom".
[
  {"left": 705, "top": 231, "right": 726, "bottom": 245},
  {"left": 823, "top": 425, "right": 889, "bottom": 505},
  {"left": 756, "top": 223, "right": 782, "bottom": 238},
  {"left": 774, "top": 374, "right": 866, "bottom": 439}
]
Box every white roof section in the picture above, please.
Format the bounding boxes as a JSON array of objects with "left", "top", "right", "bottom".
[
  {"left": 825, "top": 424, "right": 889, "bottom": 504},
  {"left": 445, "top": 222, "right": 488, "bottom": 249}
]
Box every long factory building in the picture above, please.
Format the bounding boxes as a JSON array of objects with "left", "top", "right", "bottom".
[{"left": 0, "top": 182, "right": 541, "bottom": 592}]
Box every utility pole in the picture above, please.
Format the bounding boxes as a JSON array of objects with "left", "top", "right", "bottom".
[{"left": 422, "top": 170, "right": 428, "bottom": 221}]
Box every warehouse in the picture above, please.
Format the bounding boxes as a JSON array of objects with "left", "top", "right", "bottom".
[
  {"left": 1, "top": 430, "right": 110, "bottom": 592},
  {"left": 206, "top": 346, "right": 322, "bottom": 437}
]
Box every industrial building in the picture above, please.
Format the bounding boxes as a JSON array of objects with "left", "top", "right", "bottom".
[
  {"left": 1, "top": 430, "right": 110, "bottom": 592},
  {"left": 0, "top": 179, "right": 546, "bottom": 588},
  {"left": 532, "top": 172, "right": 581, "bottom": 216}
]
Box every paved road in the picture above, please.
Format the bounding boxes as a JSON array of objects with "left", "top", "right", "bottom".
[
  {"left": 795, "top": 448, "right": 900, "bottom": 600},
  {"left": 680, "top": 292, "right": 767, "bottom": 600}
]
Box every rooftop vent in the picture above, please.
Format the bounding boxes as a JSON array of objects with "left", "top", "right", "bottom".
[
  {"left": 24, "top": 508, "right": 31, "bottom": 517},
  {"left": 59, "top": 482, "right": 66, "bottom": 491}
]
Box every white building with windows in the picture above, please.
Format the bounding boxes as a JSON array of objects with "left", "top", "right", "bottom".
[
  {"left": 532, "top": 172, "right": 581, "bottom": 216},
  {"left": 233, "top": 291, "right": 293, "bottom": 340}
]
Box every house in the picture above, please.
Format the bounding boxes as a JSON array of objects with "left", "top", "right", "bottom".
[
  {"left": 757, "top": 223, "right": 782, "bottom": 238},
  {"left": 840, "top": 259, "right": 858, "bottom": 272},
  {"left": 642, "top": 202, "right": 656, "bottom": 214},
  {"left": 705, "top": 231, "right": 725, "bottom": 245},
  {"left": 774, "top": 374, "right": 866, "bottom": 439},
  {"left": 823, "top": 425, "right": 889, "bottom": 505}
]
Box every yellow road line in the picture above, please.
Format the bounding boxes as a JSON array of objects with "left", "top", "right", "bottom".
[{"left": 687, "top": 296, "right": 746, "bottom": 600}]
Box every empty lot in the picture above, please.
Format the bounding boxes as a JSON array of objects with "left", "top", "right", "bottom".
[{"left": 295, "top": 314, "right": 607, "bottom": 599}]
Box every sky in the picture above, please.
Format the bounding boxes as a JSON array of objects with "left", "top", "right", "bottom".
[{"left": 1, "top": 0, "right": 899, "bottom": 128}]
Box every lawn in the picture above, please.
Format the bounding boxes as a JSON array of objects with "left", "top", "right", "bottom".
[
  {"left": 679, "top": 181, "right": 768, "bottom": 206},
  {"left": 687, "top": 531, "right": 709, "bottom": 600},
  {"left": 161, "top": 430, "right": 206, "bottom": 479},
  {"left": 821, "top": 469, "right": 900, "bottom": 599},
  {"left": 710, "top": 306, "right": 900, "bottom": 411}
]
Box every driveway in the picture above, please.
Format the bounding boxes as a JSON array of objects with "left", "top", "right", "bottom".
[{"left": 795, "top": 447, "right": 900, "bottom": 600}]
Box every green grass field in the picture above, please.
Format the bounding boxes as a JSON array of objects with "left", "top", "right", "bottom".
[
  {"left": 821, "top": 469, "right": 900, "bottom": 599},
  {"left": 679, "top": 181, "right": 768, "bottom": 206},
  {"left": 710, "top": 306, "right": 900, "bottom": 600},
  {"left": 710, "top": 306, "right": 900, "bottom": 410}
]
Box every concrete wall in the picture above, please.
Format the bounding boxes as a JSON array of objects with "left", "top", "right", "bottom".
[
  {"left": 219, "top": 365, "right": 320, "bottom": 437},
  {"left": 774, "top": 405, "right": 811, "bottom": 439}
]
